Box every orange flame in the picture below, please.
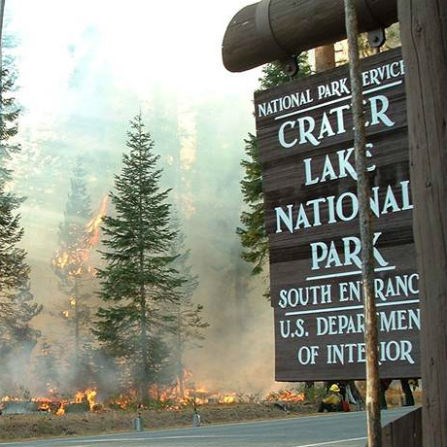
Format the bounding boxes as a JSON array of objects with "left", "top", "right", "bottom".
[
  {"left": 51, "top": 195, "right": 108, "bottom": 279},
  {"left": 86, "top": 196, "right": 108, "bottom": 246},
  {"left": 265, "top": 389, "right": 305, "bottom": 403},
  {"left": 74, "top": 388, "right": 97, "bottom": 410}
]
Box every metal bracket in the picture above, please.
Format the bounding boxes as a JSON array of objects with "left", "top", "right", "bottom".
[
  {"left": 359, "top": 0, "right": 387, "bottom": 49},
  {"left": 281, "top": 55, "right": 299, "bottom": 78},
  {"left": 368, "top": 28, "right": 386, "bottom": 48},
  {"left": 256, "top": 0, "right": 297, "bottom": 75}
]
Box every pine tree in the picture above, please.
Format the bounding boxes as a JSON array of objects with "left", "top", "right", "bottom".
[
  {"left": 51, "top": 158, "right": 95, "bottom": 389},
  {"left": 168, "top": 212, "right": 208, "bottom": 398},
  {"left": 237, "top": 55, "right": 311, "bottom": 289},
  {"left": 0, "top": 68, "right": 26, "bottom": 293},
  {"left": 0, "top": 62, "right": 41, "bottom": 380},
  {"left": 94, "top": 113, "right": 183, "bottom": 403},
  {"left": 237, "top": 133, "right": 267, "bottom": 276},
  {"left": 52, "top": 159, "right": 92, "bottom": 284}
]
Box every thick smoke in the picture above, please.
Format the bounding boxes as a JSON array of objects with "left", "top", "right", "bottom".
[{"left": 1, "top": 0, "right": 285, "bottom": 401}]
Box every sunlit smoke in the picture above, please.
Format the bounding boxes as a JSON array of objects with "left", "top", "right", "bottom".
[{"left": 2, "top": 0, "right": 280, "bottom": 403}]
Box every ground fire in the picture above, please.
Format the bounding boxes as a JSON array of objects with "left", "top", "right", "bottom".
[
  {"left": 0, "top": 379, "right": 308, "bottom": 416},
  {"left": 0, "top": 388, "right": 99, "bottom": 416}
]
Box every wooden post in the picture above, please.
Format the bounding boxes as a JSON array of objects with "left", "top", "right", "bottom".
[
  {"left": 315, "top": 45, "right": 335, "bottom": 72},
  {"left": 398, "top": 1, "right": 447, "bottom": 446},
  {"left": 344, "top": 1, "right": 381, "bottom": 446}
]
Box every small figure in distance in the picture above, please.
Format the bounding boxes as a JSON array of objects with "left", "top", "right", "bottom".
[{"left": 318, "top": 383, "right": 343, "bottom": 412}]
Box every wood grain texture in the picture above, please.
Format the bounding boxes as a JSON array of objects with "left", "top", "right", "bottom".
[
  {"left": 222, "top": 0, "right": 398, "bottom": 72},
  {"left": 398, "top": 0, "right": 447, "bottom": 445},
  {"left": 255, "top": 48, "right": 421, "bottom": 381}
]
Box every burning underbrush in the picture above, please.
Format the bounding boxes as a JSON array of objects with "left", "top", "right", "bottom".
[
  {"left": 0, "top": 386, "right": 317, "bottom": 441},
  {"left": 0, "top": 384, "right": 311, "bottom": 417},
  {"left": 0, "top": 388, "right": 99, "bottom": 416}
]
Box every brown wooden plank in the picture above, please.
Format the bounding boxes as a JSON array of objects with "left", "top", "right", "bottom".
[
  {"left": 254, "top": 48, "right": 420, "bottom": 382},
  {"left": 382, "top": 407, "right": 422, "bottom": 447}
]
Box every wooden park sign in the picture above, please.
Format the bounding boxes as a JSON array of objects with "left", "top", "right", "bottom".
[{"left": 254, "top": 47, "right": 420, "bottom": 382}]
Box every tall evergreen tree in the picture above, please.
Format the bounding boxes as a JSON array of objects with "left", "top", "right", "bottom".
[
  {"left": 237, "top": 133, "right": 266, "bottom": 276},
  {"left": 0, "top": 67, "right": 25, "bottom": 291},
  {"left": 168, "top": 212, "right": 208, "bottom": 398},
  {"left": 53, "top": 158, "right": 92, "bottom": 271},
  {"left": 0, "top": 61, "right": 41, "bottom": 382},
  {"left": 237, "top": 55, "right": 311, "bottom": 291},
  {"left": 51, "top": 158, "right": 95, "bottom": 389},
  {"left": 94, "top": 113, "right": 183, "bottom": 403}
]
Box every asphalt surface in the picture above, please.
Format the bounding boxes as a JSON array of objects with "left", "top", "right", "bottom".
[{"left": 0, "top": 406, "right": 416, "bottom": 447}]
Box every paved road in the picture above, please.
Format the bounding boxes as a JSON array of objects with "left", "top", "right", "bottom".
[{"left": 0, "top": 407, "right": 415, "bottom": 447}]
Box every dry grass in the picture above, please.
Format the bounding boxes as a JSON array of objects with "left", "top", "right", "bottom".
[
  {"left": 0, "top": 402, "right": 317, "bottom": 441},
  {"left": 0, "top": 384, "right": 422, "bottom": 441}
]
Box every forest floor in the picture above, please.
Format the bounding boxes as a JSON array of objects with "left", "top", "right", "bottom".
[{"left": 0, "top": 402, "right": 318, "bottom": 441}]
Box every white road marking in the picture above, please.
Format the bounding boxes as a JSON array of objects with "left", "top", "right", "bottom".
[{"left": 294, "top": 437, "right": 367, "bottom": 447}]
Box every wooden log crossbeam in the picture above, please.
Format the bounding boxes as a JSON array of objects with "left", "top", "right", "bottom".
[{"left": 222, "top": 0, "right": 398, "bottom": 72}]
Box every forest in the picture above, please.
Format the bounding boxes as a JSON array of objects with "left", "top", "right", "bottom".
[{"left": 0, "top": 2, "right": 274, "bottom": 412}]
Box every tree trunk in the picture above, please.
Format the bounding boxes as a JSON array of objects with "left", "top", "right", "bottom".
[
  {"left": 0, "top": 0, "right": 5, "bottom": 100},
  {"left": 344, "top": 1, "right": 381, "bottom": 445},
  {"left": 0, "top": 0, "right": 5, "bottom": 49},
  {"left": 315, "top": 45, "right": 336, "bottom": 72},
  {"left": 398, "top": 1, "right": 447, "bottom": 446}
]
